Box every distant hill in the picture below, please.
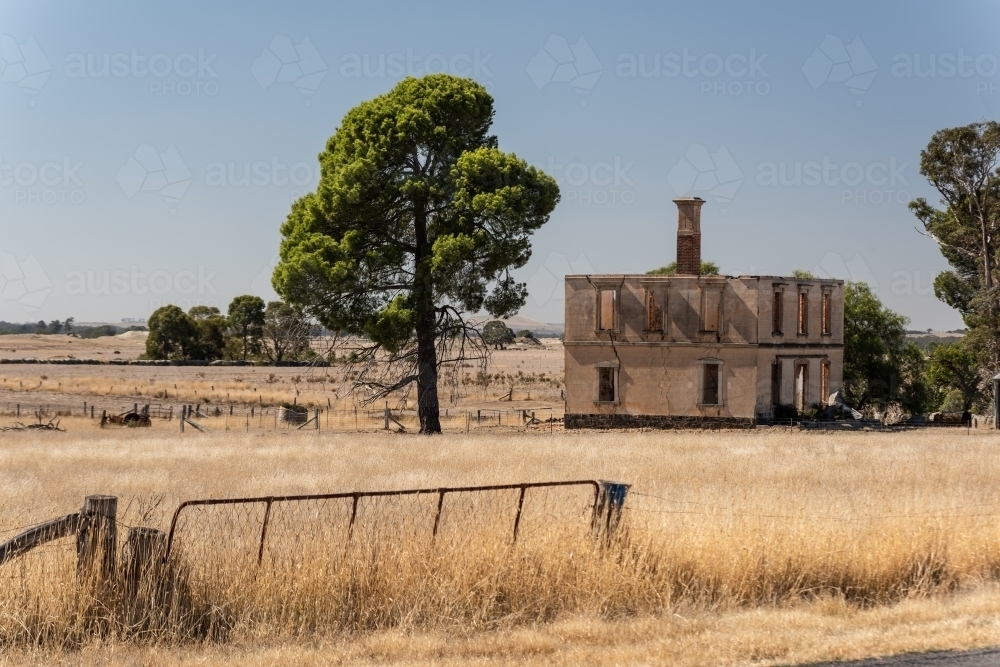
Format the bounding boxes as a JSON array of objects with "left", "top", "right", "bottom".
[
  {"left": 500, "top": 315, "right": 563, "bottom": 337},
  {"left": 906, "top": 331, "right": 964, "bottom": 352}
]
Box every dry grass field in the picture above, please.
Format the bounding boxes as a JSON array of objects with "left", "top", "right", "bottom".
[
  {"left": 3, "top": 426, "right": 1000, "bottom": 665},
  {"left": 0, "top": 331, "right": 149, "bottom": 360},
  {"left": 0, "top": 333, "right": 564, "bottom": 416}
]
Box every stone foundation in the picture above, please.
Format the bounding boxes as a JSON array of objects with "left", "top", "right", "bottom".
[{"left": 565, "top": 413, "right": 755, "bottom": 430}]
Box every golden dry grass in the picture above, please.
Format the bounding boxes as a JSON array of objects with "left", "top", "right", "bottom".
[
  {"left": 2, "top": 426, "right": 1000, "bottom": 665},
  {"left": 7, "top": 589, "right": 1000, "bottom": 667}
]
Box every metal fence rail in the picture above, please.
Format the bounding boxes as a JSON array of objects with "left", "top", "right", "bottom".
[{"left": 163, "top": 480, "right": 620, "bottom": 563}]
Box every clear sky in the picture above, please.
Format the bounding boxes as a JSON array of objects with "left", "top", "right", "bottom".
[{"left": 2, "top": 0, "right": 998, "bottom": 329}]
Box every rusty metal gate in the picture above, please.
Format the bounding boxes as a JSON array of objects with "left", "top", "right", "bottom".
[{"left": 163, "top": 480, "right": 628, "bottom": 563}]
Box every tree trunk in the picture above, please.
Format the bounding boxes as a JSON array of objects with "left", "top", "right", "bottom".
[
  {"left": 980, "top": 217, "right": 1000, "bottom": 372},
  {"left": 415, "top": 308, "right": 441, "bottom": 433},
  {"left": 413, "top": 203, "right": 442, "bottom": 434}
]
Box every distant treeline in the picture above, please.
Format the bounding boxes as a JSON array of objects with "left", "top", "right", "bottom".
[
  {"left": 0, "top": 319, "right": 146, "bottom": 338},
  {"left": 906, "top": 334, "right": 965, "bottom": 352}
]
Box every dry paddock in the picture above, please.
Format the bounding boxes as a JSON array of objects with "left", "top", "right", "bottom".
[
  {"left": 3, "top": 426, "right": 1000, "bottom": 666},
  {"left": 0, "top": 337, "right": 566, "bottom": 418}
]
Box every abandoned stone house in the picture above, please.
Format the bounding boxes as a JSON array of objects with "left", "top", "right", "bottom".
[{"left": 564, "top": 197, "right": 844, "bottom": 428}]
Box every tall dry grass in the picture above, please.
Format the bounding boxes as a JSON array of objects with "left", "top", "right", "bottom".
[{"left": 2, "top": 425, "right": 1000, "bottom": 651}]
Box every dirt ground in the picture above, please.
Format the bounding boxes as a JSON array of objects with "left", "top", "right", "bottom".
[{"left": 0, "top": 331, "right": 148, "bottom": 360}]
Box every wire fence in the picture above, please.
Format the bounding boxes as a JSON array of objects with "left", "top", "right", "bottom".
[
  {"left": 165, "top": 482, "right": 601, "bottom": 579},
  {"left": 1, "top": 399, "right": 992, "bottom": 433},
  {"left": 0, "top": 482, "right": 605, "bottom": 591},
  {"left": 0, "top": 399, "right": 566, "bottom": 433},
  {"left": 10, "top": 485, "right": 1000, "bottom": 583}
]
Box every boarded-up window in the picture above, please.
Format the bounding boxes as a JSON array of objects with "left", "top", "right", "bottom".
[
  {"left": 646, "top": 290, "right": 663, "bottom": 331},
  {"left": 702, "top": 289, "right": 721, "bottom": 332},
  {"left": 597, "top": 367, "right": 616, "bottom": 402},
  {"left": 797, "top": 292, "right": 808, "bottom": 335},
  {"left": 822, "top": 293, "right": 831, "bottom": 335},
  {"left": 771, "top": 360, "right": 782, "bottom": 407},
  {"left": 821, "top": 362, "right": 830, "bottom": 403},
  {"left": 702, "top": 363, "right": 720, "bottom": 405},
  {"left": 599, "top": 290, "right": 616, "bottom": 330},
  {"left": 772, "top": 291, "right": 783, "bottom": 334}
]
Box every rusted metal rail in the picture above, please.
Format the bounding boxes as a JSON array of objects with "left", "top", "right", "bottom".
[
  {"left": 163, "top": 480, "right": 614, "bottom": 563},
  {"left": 0, "top": 513, "right": 81, "bottom": 566}
]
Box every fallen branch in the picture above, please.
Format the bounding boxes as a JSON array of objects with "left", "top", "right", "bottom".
[
  {"left": 2, "top": 415, "right": 64, "bottom": 432},
  {"left": 183, "top": 418, "right": 210, "bottom": 433}
]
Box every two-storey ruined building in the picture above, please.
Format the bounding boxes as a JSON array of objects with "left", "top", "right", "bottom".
[{"left": 564, "top": 197, "right": 844, "bottom": 428}]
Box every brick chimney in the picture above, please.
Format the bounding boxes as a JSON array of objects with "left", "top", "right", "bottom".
[{"left": 674, "top": 197, "right": 705, "bottom": 275}]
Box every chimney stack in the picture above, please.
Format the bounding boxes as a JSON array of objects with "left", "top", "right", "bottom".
[{"left": 674, "top": 197, "right": 705, "bottom": 275}]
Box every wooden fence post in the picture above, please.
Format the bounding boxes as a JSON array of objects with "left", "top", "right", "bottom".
[
  {"left": 179, "top": 405, "right": 185, "bottom": 432},
  {"left": 123, "top": 526, "right": 167, "bottom": 625},
  {"left": 123, "top": 526, "right": 165, "bottom": 596},
  {"left": 77, "top": 495, "right": 117, "bottom": 583},
  {"left": 590, "top": 481, "right": 630, "bottom": 542},
  {"left": 90, "top": 405, "right": 94, "bottom": 419},
  {"left": 315, "top": 408, "right": 320, "bottom": 430}
]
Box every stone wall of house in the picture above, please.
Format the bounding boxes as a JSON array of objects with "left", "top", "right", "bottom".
[
  {"left": 564, "top": 413, "right": 755, "bottom": 430},
  {"left": 563, "top": 274, "right": 845, "bottom": 421}
]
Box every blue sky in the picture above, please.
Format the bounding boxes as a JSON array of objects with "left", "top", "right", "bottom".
[{"left": 2, "top": 0, "right": 998, "bottom": 329}]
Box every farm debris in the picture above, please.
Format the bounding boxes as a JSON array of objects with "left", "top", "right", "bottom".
[
  {"left": 278, "top": 405, "right": 308, "bottom": 424},
  {"left": 2, "top": 414, "right": 65, "bottom": 432},
  {"left": 101, "top": 406, "right": 152, "bottom": 428}
]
